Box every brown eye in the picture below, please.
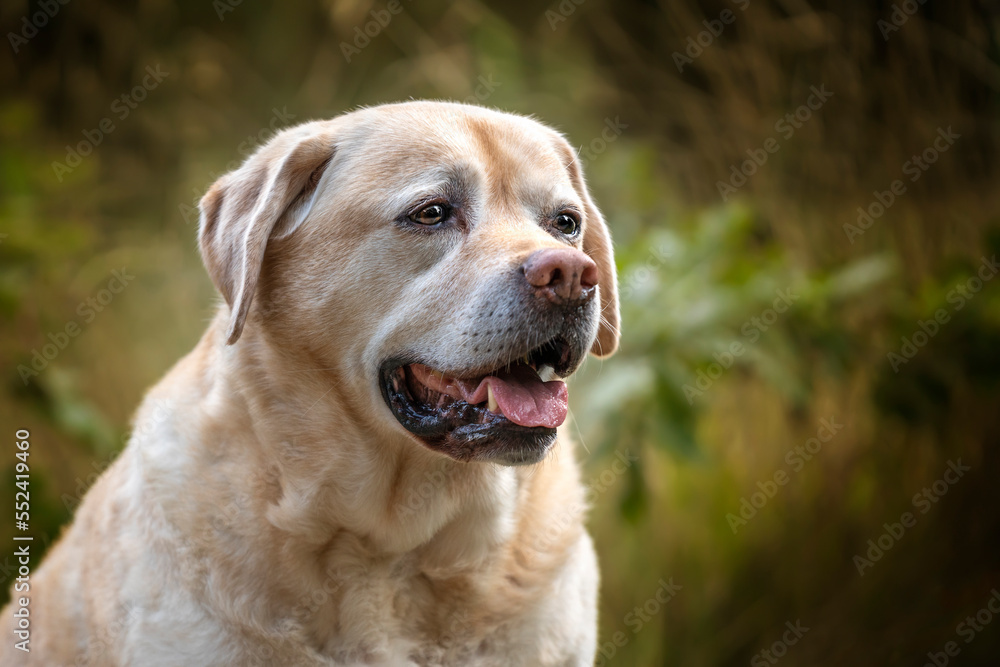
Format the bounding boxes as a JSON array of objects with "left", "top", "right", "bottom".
[
  {"left": 553, "top": 212, "right": 580, "bottom": 236},
  {"left": 409, "top": 203, "right": 450, "bottom": 226}
]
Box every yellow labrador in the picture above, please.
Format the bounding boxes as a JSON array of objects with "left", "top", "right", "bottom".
[{"left": 1, "top": 101, "right": 619, "bottom": 666}]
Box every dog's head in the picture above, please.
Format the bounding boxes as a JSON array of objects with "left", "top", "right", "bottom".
[{"left": 198, "top": 102, "right": 618, "bottom": 466}]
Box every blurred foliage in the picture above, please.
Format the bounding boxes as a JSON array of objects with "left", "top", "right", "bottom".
[{"left": 2, "top": 0, "right": 1000, "bottom": 665}]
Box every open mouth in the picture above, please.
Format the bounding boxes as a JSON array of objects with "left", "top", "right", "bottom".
[{"left": 379, "top": 337, "right": 578, "bottom": 465}]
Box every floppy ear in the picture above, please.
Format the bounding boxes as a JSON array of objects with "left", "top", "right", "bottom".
[
  {"left": 199, "top": 130, "right": 334, "bottom": 345},
  {"left": 553, "top": 136, "right": 620, "bottom": 357}
]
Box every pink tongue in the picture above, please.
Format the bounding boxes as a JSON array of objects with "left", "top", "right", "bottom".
[
  {"left": 411, "top": 364, "right": 568, "bottom": 428},
  {"left": 474, "top": 366, "right": 568, "bottom": 429}
]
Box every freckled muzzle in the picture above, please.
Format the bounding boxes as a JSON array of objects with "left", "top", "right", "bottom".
[{"left": 379, "top": 241, "right": 605, "bottom": 465}]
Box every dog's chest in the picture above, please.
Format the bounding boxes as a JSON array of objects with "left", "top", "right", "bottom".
[{"left": 304, "top": 562, "right": 521, "bottom": 666}]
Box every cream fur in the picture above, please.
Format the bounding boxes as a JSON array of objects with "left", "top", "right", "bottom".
[{"left": 0, "top": 101, "right": 619, "bottom": 666}]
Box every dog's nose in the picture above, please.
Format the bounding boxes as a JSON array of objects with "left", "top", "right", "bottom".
[{"left": 521, "top": 248, "right": 599, "bottom": 303}]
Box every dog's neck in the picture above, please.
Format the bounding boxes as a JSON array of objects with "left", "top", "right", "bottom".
[
  {"left": 133, "top": 313, "right": 588, "bottom": 647},
  {"left": 200, "top": 314, "right": 541, "bottom": 570}
]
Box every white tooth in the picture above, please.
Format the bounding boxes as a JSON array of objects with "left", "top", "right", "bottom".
[
  {"left": 538, "top": 365, "right": 556, "bottom": 382},
  {"left": 487, "top": 384, "right": 499, "bottom": 413}
]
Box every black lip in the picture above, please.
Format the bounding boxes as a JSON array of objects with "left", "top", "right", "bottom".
[{"left": 378, "top": 336, "right": 581, "bottom": 466}]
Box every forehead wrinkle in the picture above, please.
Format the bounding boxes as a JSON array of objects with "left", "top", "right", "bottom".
[
  {"left": 521, "top": 177, "right": 581, "bottom": 213},
  {"left": 463, "top": 116, "right": 526, "bottom": 206},
  {"left": 340, "top": 135, "right": 483, "bottom": 220},
  {"left": 341, "top": 109, "right": 568, "bottom": 223},
  {"left": 476, "top": 118, "right": 577, "bottom": 197}
]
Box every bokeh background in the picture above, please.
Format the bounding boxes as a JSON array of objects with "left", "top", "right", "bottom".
[{"left": 3, "top": 0, "right": 1000, "bottom": 664}]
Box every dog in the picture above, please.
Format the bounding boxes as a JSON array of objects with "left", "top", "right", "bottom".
[{"left": 1, "top": 101, "right": 619, "bottom": 666}]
